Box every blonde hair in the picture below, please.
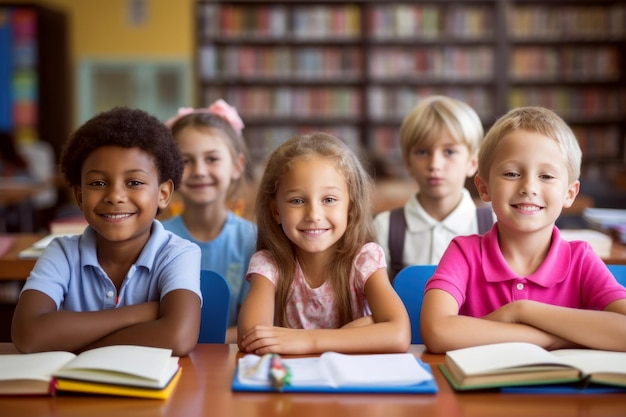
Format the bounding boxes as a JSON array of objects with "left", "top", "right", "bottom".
[
  {"left": 255, "top": 132, "right": 375, "bottom": 328},
  {"left": 399, "top": 95, "right": 484, "bottom": 164},
  {"left": 478, "top": 107, "right": 581, "bottom": 183}
]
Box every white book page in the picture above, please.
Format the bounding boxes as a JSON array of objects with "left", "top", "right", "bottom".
[
  {"left": 551, "top": 349, "right": 626, "bottom": 376},
  {"left": 446, "top": 342, "right": 570, "bottom": 375},
  {"left": 320, "top": 352, "right": 432, "bottom": 386},
  {"left": 0, "top": 351, "right": 76, "bottom": 382},
  {"left": 53, "top": 345, "right": 177, "bottom": 386}
]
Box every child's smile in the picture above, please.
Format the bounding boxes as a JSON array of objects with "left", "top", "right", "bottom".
[{"left": 272, "top": 155, "right": 349, "bottom": 258}]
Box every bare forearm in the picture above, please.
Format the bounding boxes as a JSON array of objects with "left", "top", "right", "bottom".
[
  {"left": 83, "top": 313, "right": 198, "bottom": 356},
  {"left": 422, "top": 315, "right": 561, "bottom": 354},
  {"left": 309, "top": 322, "right": 410, "bottom": 354},
  {"left": 12, "top": 304, "right": 155, "bottom": 353},
  {"left": 517, "top": 301, "right": 626, "bottom": 351}
]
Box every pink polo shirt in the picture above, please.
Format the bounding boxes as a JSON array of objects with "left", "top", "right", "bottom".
[{"left": 426, "top": 224, "right": 626, "bottom": 317}]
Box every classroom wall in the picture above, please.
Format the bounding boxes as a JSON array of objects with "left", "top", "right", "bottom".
[
  {"left": 7, "top": 0, "right": 194, "bottom": 58},
  {"left": 6, "top": 0, "right": 195, "bottom": 127}
]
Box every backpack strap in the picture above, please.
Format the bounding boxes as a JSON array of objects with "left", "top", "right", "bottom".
[
  {"left": 476, "top": 204, "right": 494, "bottom": 235},
  {"left": 388, "top": 207, "right": 407, "bottom": 281}
]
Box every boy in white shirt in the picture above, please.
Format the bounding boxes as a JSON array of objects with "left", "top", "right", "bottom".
[{"left": 374, "top": 95, "right": 491, "bottom": 279}]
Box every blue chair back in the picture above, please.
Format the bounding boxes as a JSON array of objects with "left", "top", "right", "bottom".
[
  {"left": 199, "top": 269, "right": 230, "bottom": 343},
  {"left": 392, "top": 265, "right": 436, "bottom": 344},
  {"left": 608, "top": 264, "right": 626, "bottom": 287}
]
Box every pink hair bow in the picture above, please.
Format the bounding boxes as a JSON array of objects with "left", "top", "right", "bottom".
[{"left": 164, "top": 99, "right": 244, "bottom": 135}]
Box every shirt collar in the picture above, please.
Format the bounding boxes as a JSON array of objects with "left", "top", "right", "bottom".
[
  {"left": 79, "top": 220, "right": 162, "bottom": 271},
  {"left": 405, "top": 189, "right": 476, "bottom": 234},
  {"left": 481, "top": 225, "right": 569, "bottom": 287}
]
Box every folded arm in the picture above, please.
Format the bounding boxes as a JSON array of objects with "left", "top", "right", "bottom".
[
  {"left": 12, "top": 289, "right": 200, "bottom": 356},
  {"left": 238, "top": 269, "right": 411, "bottom": 355},
  {"left": 488, "top": 298, "right": 626, "bottom": 352},
  {"left": 420, "top": 289, "right": 575, "bottom": 354}
]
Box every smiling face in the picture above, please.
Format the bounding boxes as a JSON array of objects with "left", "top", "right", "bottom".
[
  {"left": 176, "top": 126, "right": 243, "bottom": 208},
  {"left": 475, "top": 130, "right": 579, "bottom": 235},
  {"left": 74, "top": 146, "right": 173, "bottom": 246},
  {"left": 405, "top": 129, "right": 477, "bottom": 203},
  {"left": 270, "top": 155, "right": 350, "bottom": 259}
]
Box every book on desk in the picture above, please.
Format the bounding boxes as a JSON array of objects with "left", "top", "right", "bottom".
[
  {"left": 440, "top": 342, "right": 626, "bottom": 393},
  {"left": 0, "top": 345, "right": 181, "bottom": 399},
  {"left": 17, "top": 217, "right": 88, "bottom": 259},
  {"left": 232, "top": 351, "right": 438, "bottom": 394}
]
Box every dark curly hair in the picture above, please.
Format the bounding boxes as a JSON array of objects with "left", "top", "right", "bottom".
[{"left": 60, "top": 107, "right": 183, "bottom": 188}]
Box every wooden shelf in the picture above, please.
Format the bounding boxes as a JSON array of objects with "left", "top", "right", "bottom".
[{"left": 196, "top": 0, "right": 626, "bottom": 180}]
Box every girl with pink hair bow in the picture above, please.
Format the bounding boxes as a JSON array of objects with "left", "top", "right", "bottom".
[{"left": 162, "top": 99, "right": 257, "bottom": 344}]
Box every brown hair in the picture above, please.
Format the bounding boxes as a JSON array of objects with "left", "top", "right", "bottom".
[{"left": 255, "top": 132, "right": 375, "bottom": 327}]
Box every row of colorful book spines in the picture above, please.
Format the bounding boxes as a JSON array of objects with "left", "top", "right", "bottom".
[
  {"left": 369, "top": 48, "right": 493, "bottom": 79},
  {"left": 201, "top": 85, "right": 626, "bottom": 119},
  {"left": 206, "top": 4, "right": 492, "bottom": 38},
  {"left": 367, "top": 5, "right": 492, "bottom": 38},
  {"left": 209, "top": 4, "right": 361, "bottom": 38},
  {"left": 202, "top": 45, "right": 621, "bottom": 81},
  {"left": 199, "top": 46, "right": 493, "bottom": 80},
  {"left": 210, "top": 46, "right": 362, "bottom": 77},
  {"left": 204, "top": 88, "right": 362, "bottom": 118},
  {"left": 204, "top": 86, "right": 492, "bottom": 119},
  {"left": 510, "top": 47, "right": 620, "bottom": 79},
  {"left": 573, "top": 126, "right": 622, "bottom": 157},
  {"left": 200, "top": 3, "right": 624, "bottom": 39},
  {"left": 507, "top": 5, "right": 625, "bottom": 38},
  {"left": 367, "top": 87, "right": 493, "bottom": 121},
  {"left": 508, "top": 88, "right": 625, "bottom": 118},
  {"left": 203, "top": 47, "right": 492, "bottom": 79}
]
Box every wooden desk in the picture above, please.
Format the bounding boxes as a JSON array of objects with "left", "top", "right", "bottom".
[
  {"left": 0, "top": 234, "right": 43, "bottom": 280},
  {"left": 0, "top": 343, "right": 625, "bottom": 417}
]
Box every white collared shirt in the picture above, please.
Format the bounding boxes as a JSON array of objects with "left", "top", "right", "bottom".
[{"left": 374, "top": 189, "right": 482, "bottom": 267}]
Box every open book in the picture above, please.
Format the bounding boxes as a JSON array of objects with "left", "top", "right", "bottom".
[
  {"left": 232, "top": 352, "right": 437, "bottom": 393},
  {"left": 18, "top": 234, "right": 67, "bottom": 259},
  {"left": 0, "top": 345, "right": 180, "bottom": 399},
  {"left": 440, "top": 342, "right": 626, "bottom": 391}
]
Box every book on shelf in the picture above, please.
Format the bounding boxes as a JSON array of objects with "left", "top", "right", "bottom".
[
  {"left": 0, "top": 345, "right": 180, "bottom": 399},
  {"left": 440, "top": 342, "right": 626, "bottom": 392},
  {"left": 232, "top": 351, "right": 437, "bottom": 393}
]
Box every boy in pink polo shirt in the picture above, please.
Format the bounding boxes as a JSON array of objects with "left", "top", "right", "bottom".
[{"left": 421, "top": 106, "right": 626, "bottom": 353}]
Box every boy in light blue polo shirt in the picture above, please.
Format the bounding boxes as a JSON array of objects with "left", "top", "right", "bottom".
[{"left": 12, "top": 107, "right": 202, "bottom": 356}]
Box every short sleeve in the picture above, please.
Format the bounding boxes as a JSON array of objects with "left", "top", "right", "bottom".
[
  {"left": 246, "top": 250, "right": 279, "bottom": 286},
  {"left": 353, "top": 242, "right": 387, "bottom": 289}
]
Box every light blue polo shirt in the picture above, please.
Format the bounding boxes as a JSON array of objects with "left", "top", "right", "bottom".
[
  {"left": 21, "top": 220, "right": 202, "bottom": 311},
  {"left": 161, "top": 212, "right": 257, "bottom": 326}
]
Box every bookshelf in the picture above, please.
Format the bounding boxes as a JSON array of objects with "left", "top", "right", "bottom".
[
  {"left": 196, "top": 0, "right": 626, "bottom": 181},
  {"left": 0, "top": 4, "right": 69, "bottom": 162}
]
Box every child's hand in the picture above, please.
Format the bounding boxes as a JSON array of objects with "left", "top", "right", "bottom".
[
  {"left": 238, "top": 325, "right": 313, "bottom": 355},
  {"left": 482, "top": 301, "right": 526, "bottom": 323}
]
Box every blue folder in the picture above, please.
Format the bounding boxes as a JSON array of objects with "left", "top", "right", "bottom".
[{"left": 232, "top": 358, "right": 438, "bottom": 394}]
